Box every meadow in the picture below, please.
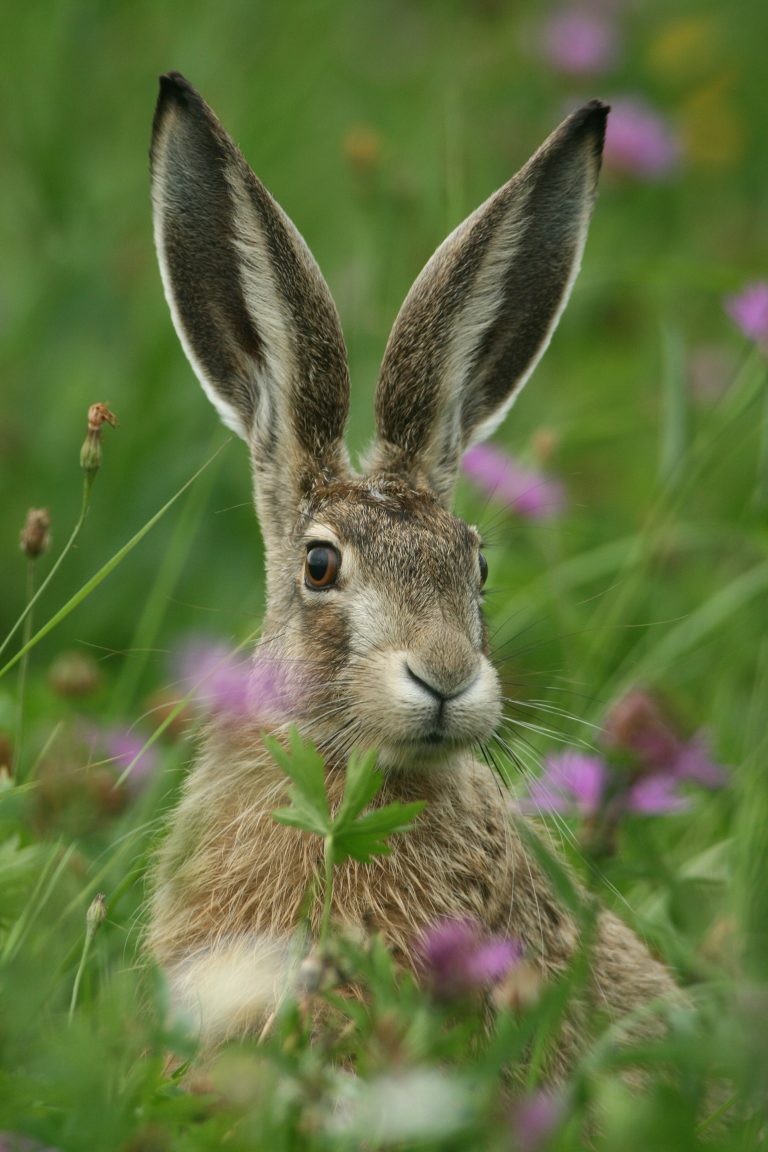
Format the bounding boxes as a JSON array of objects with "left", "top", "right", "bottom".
[{"left": 1, "top": 0, "right": 767, "bottom": 1147}]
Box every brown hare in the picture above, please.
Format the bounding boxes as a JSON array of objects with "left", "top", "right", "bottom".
[{"left": 148, "top": 73, "right": 678, "bottom": 1069}]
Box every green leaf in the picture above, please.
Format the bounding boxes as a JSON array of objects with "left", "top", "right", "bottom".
[
  {"left": 264, "top": 729, "right": 330, "bottom": 836},
  {"left": 272, "top": 806, "right": 327, "bottom": 838},
  {"left": 333, "top": 801, "right": 425, "bottom": 863},
  {"left": 334, "top": 747, "right": 382, "bottom": 829}
]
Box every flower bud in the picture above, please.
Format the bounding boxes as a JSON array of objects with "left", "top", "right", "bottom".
[
  {"left": 86, "top": 892, "right": 107, "bottom": 936},
  {"left": 20, "top": 508, "right": 51, "bottom": 558},
  {"left": 80, "top": 404, "right": 117, "bottom": 480}
]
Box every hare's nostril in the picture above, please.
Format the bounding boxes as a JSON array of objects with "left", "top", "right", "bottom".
[
  {"left": 405, "top": 662, "right": 446, "bottom": 702},
  {"left": 404, "top": 660, "right": 478, "bottom": 702}
]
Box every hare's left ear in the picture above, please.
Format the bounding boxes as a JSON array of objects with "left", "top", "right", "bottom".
[
  {"left": 150, "top": 73, "right": 350, "bottom": 550},
  {"left": 367, "top": 101, "right": 608, "bottom": 505}
]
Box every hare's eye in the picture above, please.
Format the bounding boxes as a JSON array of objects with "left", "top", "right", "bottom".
[
  {"left": 478, "top": 552, "right": 488, "bottom": 588},
  {"left": 305, "top": 545, "right": 340, "bottom": 589}
]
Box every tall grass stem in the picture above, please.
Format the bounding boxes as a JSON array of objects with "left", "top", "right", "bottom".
[
  {"left": 13, "top": 560, "right": 36, "bottom": 781},
  {"left": 0, "top": 478, "right": 92, "bottom": 662}
]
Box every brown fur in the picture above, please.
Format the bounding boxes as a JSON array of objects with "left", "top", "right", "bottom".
[{"left": 148, "top": 76, "right": 679, "bottom": 1072}]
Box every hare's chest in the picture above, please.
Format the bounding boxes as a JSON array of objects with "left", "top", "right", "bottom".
[{"left": 343, "top": 779, "right": 515, "bottom": 940}]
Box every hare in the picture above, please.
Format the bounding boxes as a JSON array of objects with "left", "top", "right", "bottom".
[{"left": 148, "top": 73, "right": 679, "bottom": 1069}]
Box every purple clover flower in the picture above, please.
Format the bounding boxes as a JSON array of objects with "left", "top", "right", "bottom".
[
  {"left": 626, "top": 773, "right": 688, "bottom": 814},
  {"left": 523, "top": 749, "right": 690, "bottom": 818},
  {"left": 724, "top": 282, "right": 768, "bottom": 351},
  {"left": 462, "top": 444, "right": 566, "bottom": 520},
  {"left": 604, "top": 690, "right": 728, "bottom": 788},
  {"left": 603, "top": 97, "right": 681, "bottom": 180},
  {"left": 538, "top": 7, "right": 619, "bottom": 76},
  {"left": 524, "top": 690, "right": 728, "bottom": 821},
  {"left": 84, "top": 725, "right": 157, "bottom": 794},
  {"left": 522, "top": 751, "right": 607, "bottom": 818},
  {"left": 176, "top": 641, "right": 298, "bottom": 724},
  {"left": 416, "top": 918, "right": 521, "bottom": 999},
  {"left": 509, "top": 1091, "right": 564, "bottom": 1152}
]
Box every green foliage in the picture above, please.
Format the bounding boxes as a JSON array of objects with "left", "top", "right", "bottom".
[
  {"left": 0, "top": 0, "right": 767, "bottom": 1146},
  {"left": 271, "top": 728, "right": 424, "bottom": 865}
]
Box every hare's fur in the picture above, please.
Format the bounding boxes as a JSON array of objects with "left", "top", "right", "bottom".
[{"left": 148, "top": 74, "right": 679, "bottom": 1066}]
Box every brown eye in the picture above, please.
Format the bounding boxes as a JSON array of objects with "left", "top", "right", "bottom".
[
  {"left": 478, "top": 552, "right": 488, "bottom": 588},
  {"left": 305, "top": 544, "right": 340, "bottom": 589}
]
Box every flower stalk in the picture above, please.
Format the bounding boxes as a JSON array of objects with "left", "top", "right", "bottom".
[
  {"left": 68, "top": 893, "right": 106, "bottom": 1023},
  {"left": 0, "top": 405, "right": 117, "bottom": 667},
  {"left": 13, "top": 510, "right": 52, "bottom": 779}
]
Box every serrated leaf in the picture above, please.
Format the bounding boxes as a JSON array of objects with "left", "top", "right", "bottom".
[
  {"left": 335, "top": 747, "right": 382, "bottom": 831},
  {"left": 272, "top": 806, "right": 328, "bottom": 837},
  {"left": 333, "top": 801, "right": 425, "bottom": 863},
  {"left": 264, "top": 728, "right": 329, "bottom": 832}
]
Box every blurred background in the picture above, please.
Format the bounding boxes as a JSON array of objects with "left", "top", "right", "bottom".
[{"left": 1, "top": 0, "right": 766, "bottom": 743}]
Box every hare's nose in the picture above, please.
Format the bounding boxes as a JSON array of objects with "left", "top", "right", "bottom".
[{"left": 405, "top": 659, "right": 478, "bottom": 702}]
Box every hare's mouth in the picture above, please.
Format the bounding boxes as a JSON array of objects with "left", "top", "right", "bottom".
[{"left": 418, "top": 729, "right": 452, "bottom": 747}]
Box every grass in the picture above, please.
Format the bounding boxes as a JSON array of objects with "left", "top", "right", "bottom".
[{"left": 1, "top": 0, "right": 767, "bottom": 1148}]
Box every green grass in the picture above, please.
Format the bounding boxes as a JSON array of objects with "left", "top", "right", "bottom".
[{"left": 1, "top": 0, "right": 768, "bottom": 1147}]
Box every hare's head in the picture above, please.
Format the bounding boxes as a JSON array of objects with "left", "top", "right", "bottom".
[{"left": 151, "top": 75, "right": 607, "bottom": 771}]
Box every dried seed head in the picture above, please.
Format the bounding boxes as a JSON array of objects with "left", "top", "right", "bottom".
[
  {"left": 20, "top": 508, "right": 51, "bottom": 558},
  {"left": 87, "top": 403, "right": 118, "bottom": 433},
  {"left": 80, "top": 403, "right": 117, "bottom": 480},
  {"left": 48, "top": 651, "right": 102, "bottom": 698},
  {"left": 0, "top": 734, "right": 13, "bottom": 776}
]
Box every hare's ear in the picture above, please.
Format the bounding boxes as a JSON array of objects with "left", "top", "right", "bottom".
[
  {"left": 367, "top": 101, "right": 608, "bottom": 506},
  {"left": 150, "top": 73, "right": 350, "bottom": 544}
]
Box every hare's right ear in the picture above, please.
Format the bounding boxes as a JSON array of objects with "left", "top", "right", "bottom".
[
  {"left": 367, "top": 101, "right": 608, "bottom": 506},
  {"left": 150, "top": 73, "right": 350, "bottom": 547}
]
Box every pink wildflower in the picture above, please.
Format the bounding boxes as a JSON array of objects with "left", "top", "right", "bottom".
[
  {"left": 522, "top": 751, "right": 607, "bottom": 817},
  {"left": 724, "top": 282, "right": 768, "bottom": 351},
  {"left": 85, "top": 726, "right": 157, "bottom": 794},
  {"left": 509, "top": 1091, "right": 564, "bottom": 1152},
  {"left": 626, "top": 773, "right": 688, "bottom": 814},
  {"left": 176, "top": 640, "right": 297, "bottom": 723},
  {"left": 462, "top": 444, "right": 566, "bottom": 520},
  {"left": 525, "top": 690, "right": 727, "bottom": 821},
  {"left": 603, "top": 97, "right": 681, "bottom": 180},
  {"left": 604, "top": 690, "right": 728, "bottom": 788},
  {"left": 538, "top": 7, "right": 619, "bottom": 75},
  {"left": 416, "top": 918, "right": 521, "bottom": 1000}
]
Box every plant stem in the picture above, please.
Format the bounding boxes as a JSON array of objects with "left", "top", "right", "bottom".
[
  {"left": 68, "top": 923, "right": 95, "bottom": 1023},
  {"left": 0, "top": 445, "right": 227, "bottom": 683},
  {"left": 13, "top": 560, "right": 36, "bottom": 782},
  {"left": 321, "top": 835, "right": 334, "bottom": 943},
  {"left": 1, "top": 477, "right": 93, "bottom": 663}
]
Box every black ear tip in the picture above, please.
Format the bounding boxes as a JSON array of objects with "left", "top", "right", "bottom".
[
  {"left": 157, "top": 72, "right": 198, "bottom": 109},
  {"left": 575, "top": 99, "right": 610, "bottom": 131},
  {"left": 562, "top": 99, "right": 609, "bottom": 156}
]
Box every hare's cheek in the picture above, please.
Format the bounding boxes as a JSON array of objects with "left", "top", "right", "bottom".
[{"left": 296, "top": 600, "right": 349, "bottom": 680}]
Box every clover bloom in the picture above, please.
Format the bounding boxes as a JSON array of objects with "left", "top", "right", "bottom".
[
  {"left": 724, "top": 281, "right": 768, "bottom": 352},
  {"left": 463, "top": 444, "right": 565, "bottom": 519},
  {"left": 416, "top": 917, "right": 522, "bottom": 999},
  {"left": 603, "top": 98, "right": 681, "bottom": 179}
]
